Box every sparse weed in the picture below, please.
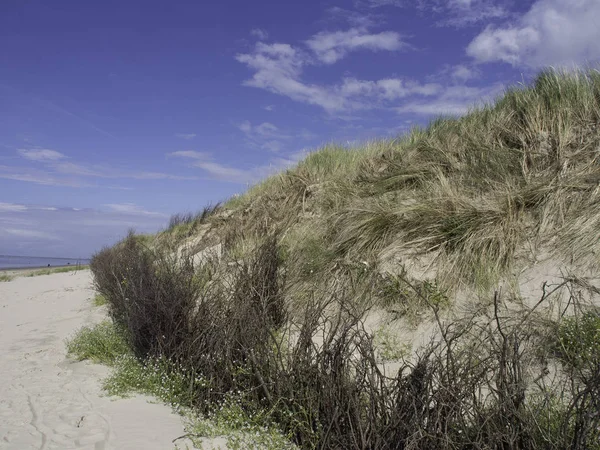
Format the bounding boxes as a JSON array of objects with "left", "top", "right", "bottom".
[{"left": 373, "top": 324, "right": 410, "bottom": 362}]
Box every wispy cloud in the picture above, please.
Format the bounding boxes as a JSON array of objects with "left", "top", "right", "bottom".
[
  {"left": 3, "top": 228, "right": 60, "bottom": 240},
  {"left": 168, "top": 150, "right": 252, "bottom": 181},
  {"left": 18, "top": 148, "right": 67, "bottom": 161},
  {"left": 363, "top": 0, "right": 508, "bottom": 27},
  {"left": 467, "top": 0, "right": 600, "bottom": 68},
  {"left": 250, "top": 28, "right": 269, "bottom": 40},
  {"left": 306, "top": 28, "right": 408, "bottom": 64},
  {"left": 0, "top": 202, "right": 171, "bottom": 256},
  {"left": 0, "top": 202, "right": 28, "bottom": 212},
  {"left": 104, "top": 203, "right": 168, "bottom": 217},
  {"left": 238, "top": 120, "right": 292, "bottom": 153},
  {"left": 0, "top": 164, "right": 93, "bottom": 187},
  {"left": 4, "top": 148, "right": 197, "bottom": 188},
  {"left": 168, "top": 150, "right": 301, "bottom": 184},
  {"left": 174, "top": 133, "right": 197, "bottom": 140},
  {"left": 236, "top": 41, "right": 445, "bottom": 114}
]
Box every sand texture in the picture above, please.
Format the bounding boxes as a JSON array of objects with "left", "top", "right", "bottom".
[{"left": 0, "top": 270, "right": 196, "bottom": 450}]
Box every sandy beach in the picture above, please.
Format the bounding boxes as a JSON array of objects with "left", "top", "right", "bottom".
[{"left": 0, "top": 270, "right": 192, "bottom": 450}]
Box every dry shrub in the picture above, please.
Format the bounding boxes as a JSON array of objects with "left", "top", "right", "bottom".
[{"left": 91, "top": 232, "right": 600, "bottom": 449}]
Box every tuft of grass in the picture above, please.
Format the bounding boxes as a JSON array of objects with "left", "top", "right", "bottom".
[
  {"left": 66, "top": 321, "right": 130, "bottom": 365},
  {"left": 92, "top": 294, "right": 107, "bottom": 307},
  {"left": 0, "top": 273, "right": 13, "bottom": 282}
]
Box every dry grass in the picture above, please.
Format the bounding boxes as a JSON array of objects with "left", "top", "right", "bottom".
[{"left": 205, "top": 68, "right": 600, "bottom": 293}]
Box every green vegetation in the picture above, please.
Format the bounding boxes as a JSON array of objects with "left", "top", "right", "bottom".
[
  {"left": 66, "top": 320, "right": 294, "bottom": 449},
  {"left": 0, "top": 273, "right": 13, "bottom": 282},
  {"left": 27, "top": 265, "right": 88, "bottom": 277},
  {"left": 555, "top": 311, "right": 600, "bottom": 371},
  {"left": 66, "top": 321, "right": 130, "bottom": 365},
  {"left": 92, "top": 294, "right": 107, "bottom": 307},
  {"left": 74, "top": 68, "right": 600, "bottom": 449}
]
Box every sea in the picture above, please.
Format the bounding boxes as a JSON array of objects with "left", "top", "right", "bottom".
[{"left": 0, "top": 255, "right": 90, "bottom": 270}]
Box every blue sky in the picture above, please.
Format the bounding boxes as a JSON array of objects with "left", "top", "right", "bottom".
[{"left": 1, "top": 0, "right": 599, "bottom": 257}]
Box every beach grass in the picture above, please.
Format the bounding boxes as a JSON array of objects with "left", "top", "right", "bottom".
[
  {"left": 26, "top": 265, "right": 88, "bottom": 277},
  {"left": 0, "top": 274, "right": 13, "bottom": 282}
]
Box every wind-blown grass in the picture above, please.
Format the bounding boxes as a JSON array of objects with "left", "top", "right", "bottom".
[{"left": 210, "top": 68, "right": 600, "bottom": 291}]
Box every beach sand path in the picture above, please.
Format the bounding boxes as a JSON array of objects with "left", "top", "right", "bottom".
[{"left": 0, "top": 270, "right": 199, "bottom": 450}]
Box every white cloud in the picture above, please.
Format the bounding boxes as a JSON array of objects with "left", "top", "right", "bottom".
[
  {"left": 236, "top": 42, "right": 345, "bottom": 112},
  {"left": 450, "top": 64, "right": 479, "bottom": 82},
  {"left": 237, "top": 42, "right": 440, "bottom": 113},
  {"left": 340, "top": 78, "right": 442, "bottom": 101},
  {"left": 250, "top": 28, "right": 269, "bottom": 40},
  {"left": 438, "top": 0, "right": 507, "bottom": 27},
  {"left": 0, "top": 202, "right": 28, "bottom": 212},
  {"left": 18, "top": 148, "right": 66, "bottom": 161},
  {"left": 467, "top": 0, "right": 600, "bottom": 68},
  {"left": 174, "top": 133, "right": 197, "bottom": 140},
  {"left": 264, "top": 105, "right": 275, "bottom": 111},
  {"left": 239, "top": 121, "right": 286, "bottom": 139},
  {"left": 104, "top": 203, "right": 167, "bottom": 217},
  {"left": 325, "top": 7, "right": 381, "bottom": 28},
  {"left": 306, "top": 28, "right": 407, "bottom": 64}
]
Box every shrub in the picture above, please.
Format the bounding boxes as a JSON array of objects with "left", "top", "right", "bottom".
[{"left": 90, "top": 232, "right": 600, "bottom": 448}]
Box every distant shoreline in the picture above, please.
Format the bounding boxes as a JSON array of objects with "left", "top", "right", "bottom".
[
  {"left": 0, "top": 264, "right": 90, "bottom": 278},
  {"left": 0, "top": 263, "right": 84, "bottom": 272}
]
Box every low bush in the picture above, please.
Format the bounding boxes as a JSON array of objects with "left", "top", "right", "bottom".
[{"left": 89, "top": 230, "right": 600, "bottom": 449}]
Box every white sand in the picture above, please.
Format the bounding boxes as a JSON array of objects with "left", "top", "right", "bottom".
[{"left": 0, "top": 270, "right": 197, "bottom": 450}]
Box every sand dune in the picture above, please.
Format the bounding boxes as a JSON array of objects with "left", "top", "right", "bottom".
[{"left": 0, "top": 270, "right": 194, "bottom": 450}]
